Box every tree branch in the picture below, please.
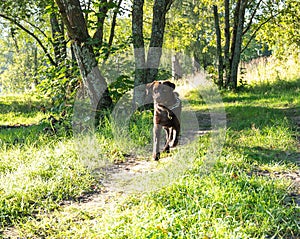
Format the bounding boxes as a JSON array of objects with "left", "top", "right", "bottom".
[
  {"left": 92, "top": 0, "right": 110, "bottom": 47},
  {"left": 103, "top": 0, "right": 123, "bottom": 61},
  {"left": 23, "top": 18, "right": 51, "bottom": 43},
  {"left": 0, "top": 13, "right": 57, "bottom": 66},
  {"left": 241, "top": 12, "right": 280, "bottom": 53},
  {"left": 242, "top": 0, "right": 263, "bottom": 35}
]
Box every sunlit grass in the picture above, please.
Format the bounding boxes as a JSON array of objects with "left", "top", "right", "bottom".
[
  {"left": 0, "top": 94, "right": 49, "bottom": 125},
  {"left": 242, "top": 55, "right": 300, "bottom": 84},
  {"left": 0, "top": 139, "right": 95, "bottom": 227}
]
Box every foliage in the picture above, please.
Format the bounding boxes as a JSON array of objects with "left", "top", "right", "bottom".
[
  {"left": 0, "top": 36, "right": 39, "bottom": 93},
  {"left": 165, "top": 0, "right": 217, "bottom": 69},
  {"left": 0, "top": 0, "right": 299, "bottom": 105},
  {"left": 36, "top": 60, "right": 80, "bottom": 113},
  {"left": 257, "top": 0, "right": 300, "bottom": 58},
  {"left": 108, "top": 74, "right": 134, "bottom": 103}
]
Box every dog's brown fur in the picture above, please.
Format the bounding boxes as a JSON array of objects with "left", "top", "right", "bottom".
[{"left": 146, "top": 81, "right": 181, "bottom": 160}]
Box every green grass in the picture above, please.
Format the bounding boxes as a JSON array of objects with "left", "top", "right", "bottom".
[
  {"left": 0, "top": 75, "right": 299, "bottom": 238},
  {"left": 0, "top": 94, "right": 48, "bottom": 125}
]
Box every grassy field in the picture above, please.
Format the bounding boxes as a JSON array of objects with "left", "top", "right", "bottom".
[{"left": 0, "top": 69, "right": 299, "bottom": 238}]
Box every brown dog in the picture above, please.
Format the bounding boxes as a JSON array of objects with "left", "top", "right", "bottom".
[{"left": 146, "top": 81, "right": 181, "bottom": 161}]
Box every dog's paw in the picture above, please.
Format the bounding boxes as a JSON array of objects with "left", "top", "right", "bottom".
[
  {"left": 153, "top": 152, "right": 160, "bottom": 161},
  {"left": 163, "top": 145, "right": 170, "bottom": 153}
]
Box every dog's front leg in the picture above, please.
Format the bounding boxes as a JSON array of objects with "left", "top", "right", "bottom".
[
  {"left": 153, "top": 124, "right": 162, "bottom": 160},
  {"left": 163, "top": 127, "right": 171, "bottom": 153}
]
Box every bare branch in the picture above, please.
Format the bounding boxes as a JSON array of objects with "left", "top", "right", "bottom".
[
  {"left": 241, "top": 12, "right": 280, "bottom": 53},
  {"left": 0, "top": 13, "right": 57, "bottom": 66},
  {"left": 22, "top": 18, "right": 52, "bottom": 44},
  {"left": 243, "top": 0, "right": 263, "bottom": 35}
]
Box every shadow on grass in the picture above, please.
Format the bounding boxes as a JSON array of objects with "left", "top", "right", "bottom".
[
  {"left": 0, "top": 99, "right": 43, "bottom": 114},
  {"left": 0, "top": 123, "right": 47, "bottom": 146},
  {"left": 226, "top": 104, "right": 299, "bottom": 132},
  {"left": 0, "top": 120, "right": 69, "bottom": 147},
  {"left": 240, "top": 145, "right": 300, "bottom": 166},
  {"left": 222, "top": 78, "right": 300, "bottom": 104}
]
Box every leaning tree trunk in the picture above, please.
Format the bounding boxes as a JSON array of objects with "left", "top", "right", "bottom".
[
  {"left": 72, "top": 43, "right": 112, "bottom": 110},
  {"left": 55, "top": 0, "right": 112, "bottom": 112}
]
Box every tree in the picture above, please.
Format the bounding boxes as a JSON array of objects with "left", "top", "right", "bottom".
[
  {"left": 0, "top": 0, "right": 122, "bottom": 114},
  {"left": 164, "top": 0, "right": 219, "bottom": 73},
  {"left": 213, "top": 5, "right": 223, "bottom": 88},
  {"left": 132, "top": 0, "right": 174, "bottom": 106},
  {"left": 55, "top": 0, "right": 112, "bottom": 113},
  {"left": 213, "top": 0, "right": 286, "bottom": 89},
  {"left": 0, "top": 37, "right": 37, "bottom": 92}
]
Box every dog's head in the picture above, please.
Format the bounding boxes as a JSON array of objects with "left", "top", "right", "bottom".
[{"left": 145, "top": 81, "right": 176, "bottom": 105}]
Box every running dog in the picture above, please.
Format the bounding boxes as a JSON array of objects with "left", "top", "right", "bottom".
[{"left": 146, "top": 81, "right": 181, "bottom": 161}]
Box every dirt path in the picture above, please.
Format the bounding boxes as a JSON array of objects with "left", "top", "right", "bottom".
[
  {"left": 75, "top": 110, "right": 300, "bottom": 209},
  {"left": 67, "top": 110, "right": 300, "bottom": 209},
  {"left": 64, "top": 127, "right": 210, "bottom": 210}
]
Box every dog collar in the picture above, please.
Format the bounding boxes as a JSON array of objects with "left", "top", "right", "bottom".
[{"left": 168, "top": 97, "right": 181, "bottom": 110}]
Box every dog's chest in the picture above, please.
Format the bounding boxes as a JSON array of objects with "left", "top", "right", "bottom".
[{"left": 154, "top": 104, "right": 179, "bottom": 126}]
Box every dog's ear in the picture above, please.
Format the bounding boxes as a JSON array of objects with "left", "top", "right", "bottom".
[
  {"left": 163, "top": 81, "right": 175, "bottom": 90},
  {"left": 145, "top": 81, "right": 155, "bottom": 96}
]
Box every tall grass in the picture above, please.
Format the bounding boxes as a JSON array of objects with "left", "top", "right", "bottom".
[{"left": 241, "top": 55, "right": 300, "bottom": 84}]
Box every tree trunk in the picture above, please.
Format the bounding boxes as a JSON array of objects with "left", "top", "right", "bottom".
[
  {"left": 33, "top": 46, "right": 39, "bottom": 86},
  {"left": 213, "top": 5, "right": 223, "bottom": 88},
  {"left": 230, "top": 0, "right": 247, "bottom": 89},
  {"left": 224, "top": 0, "right": 231, "bottom": 87},
  {"left": 55, "top": 0, "right": 112, "bottom": 111},
  {"left": 103, "top": 0, "right": 123, "bottom": 62},
  {"left": 172, "top": 52, "right": 182, "bottom": 80},
  {"left": 72, "top": 42, "right": 111, "bottom": 109},
  {"left": 146, "top": 0, "right": 173, "bottom": 83},
  {"left": 132, "top": 0, "right": 146, "bottom": 107},
  {"left": 93, "top": 0, "right": 109, "bottom": 50},
  {"left": 132, "top": 0, "right": 173, "bottom": 106},
  {"left": 230, "top": 0, "right": 241, "bottom": 63}
]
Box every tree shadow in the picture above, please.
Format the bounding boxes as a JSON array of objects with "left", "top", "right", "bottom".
[
  {"left": 240, "top": 145, "right": 299, "bottom": 166},
  {"left": 222, "top": 77, "right": 300, "bottom": 104},
  {"left": 0, "top": 123, "right": 49, "bottom": 147},
  {"left": 225, "top": 105, "right": 290, "bottom": 131},
  {"left": 0, "top": 99, "right": 43, "bottom": 114}
]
